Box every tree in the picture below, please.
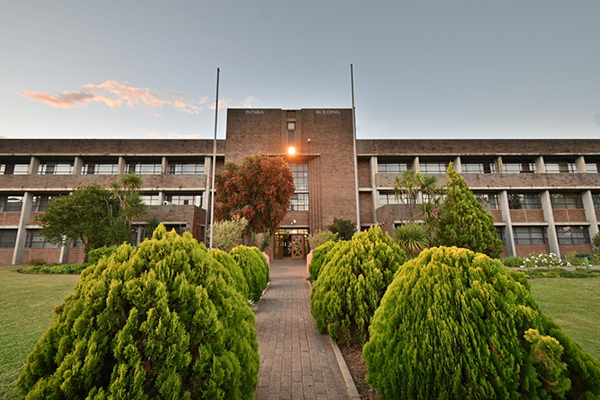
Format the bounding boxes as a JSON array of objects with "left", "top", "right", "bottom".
[
  {"left": 215, "top": 153, "right": 295, "bottom": 241},
  {"left": 363, "top": 246, "right": 600, "bottom": 399},
  {"left": 436, "top": 163, "right": 503, "bottom": 257},
  {"left": 328, "top": 218, "right": 356, "bottom": 241},
  {"left": 208, "top": 217, "right": 248, "bottom": 252},
  {"left": 36, "top": 175, "right": 146, "bottom": 253},
  {"left": 35, "top": 183, "right": 118, "bottom": 251},
  {"left": 393, "top": 170, "right": 440, "bottom": 224},
  {"left": 18, "top": 225, "right": 259, "bottom": 399}
]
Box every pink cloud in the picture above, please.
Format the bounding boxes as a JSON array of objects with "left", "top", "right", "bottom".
[{"left": 22, "top": 81, "right": 205, "bottom": 114}]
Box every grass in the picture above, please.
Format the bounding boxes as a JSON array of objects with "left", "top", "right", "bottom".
[
  {"left": 0, "top": 268, "right": 598, "bottom": 398},
  {"left": 0, "top": 266, "right": 80, "bottom": 399},
  {"left": 529, "top": 277, "right": 600, "bottom": 361}
]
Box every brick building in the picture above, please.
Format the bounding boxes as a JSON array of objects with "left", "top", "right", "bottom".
[{"left": 2, "top": 107, "right": 600, "bottom": 264}]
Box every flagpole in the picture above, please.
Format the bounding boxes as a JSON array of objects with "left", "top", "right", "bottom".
[
  {"left": 351, "top": 64, "right": 361, "bottom": 233},
  {"left": 209, "top": 67, "right": 220, "bottom": 249}
]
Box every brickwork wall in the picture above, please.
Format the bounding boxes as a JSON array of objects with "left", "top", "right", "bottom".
[
  {"left": 0, "top": 249, "right": 13, "bottom": 265},
  {"left": 553, "top": 209, "right": 587, "bottom": 222},
  {"left": 514, "top": 244, "right": 551, "bottom": 257},
  {"left": 23, "top": 248, "right": 61, "bottom": 264},
  {"left": 560, "top": 244, "right": 593, "bottom": 255},
  {"left": 358, "top": 139, "right": 600, "bottom": 156},
  {"left": 0, "top": 212, "right": 20, "bottom": 225},
  {"left": 0, "top": 139, "right": 222, "bottom": 156},
  {"left": 357, "top": 158, "right": 371, "bottom": 188},
  {"left": 359, "top": 192, "right": 374, "bottom": 224},
  {"left": 510, "top": 209, "right": 546, "bottom": 223}
]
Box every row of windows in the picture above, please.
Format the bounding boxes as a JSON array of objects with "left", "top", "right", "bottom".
[
  {"left": 289, "top": 193, "right": 309, "bottom": 211},
  {"left": 1, "top": 161, "right": 206, "bottom": 176},
  {"left": 512, "top": 226, "right": 590, "bottom": 245},
  {"left": 377, "top": 160, "right": 600, "bottom": 174},
  {"left": 0, "top": 193, "right": 204, "bottom": 211},
  {"left": 0, "top": 229, "right": 62, "bottom": 248},
  {"left": 378, "top": 191, "right": 589, "bottom": 210}
]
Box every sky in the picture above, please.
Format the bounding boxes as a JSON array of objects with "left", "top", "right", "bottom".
[{"left": 1, "top": 1, "right": 599, "bottom": 141}]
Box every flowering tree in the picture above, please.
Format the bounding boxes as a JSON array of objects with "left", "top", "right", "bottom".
[{"left": 215, "top": 153, "right": 295, "bottom": 241}]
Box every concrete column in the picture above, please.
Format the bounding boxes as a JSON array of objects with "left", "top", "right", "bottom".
[
  {"left": 73, "top": 156, "right": 83, "bottom": 175},
  {"left": 496, "top": 156, "right": 504, "bottom": 173},
  {"left": 158, "top": 191, "right": 165, "bottom": 205},
  {"left": 59, "top": 239, "right": 71, "bottom": 264},
  {"left": 535, "top": 156, "right": 546, "bottom": 173},
  {"left": 118, "top": 157, "right": 126, "bottom": 174},
  {"left": 29, "top": 157, "right": 40, "bottom": 175},
  {"left": 541, "top": 190, "right": 560, "bottom": 257},
  {"left": 499, "top": 190, "right": 516, "bottom": 256},
  {"left": 581, "top": 190, "right": 598, "bottom": 238},
  {"left": 454, "top": 156, "right": 462, "bottom": 173},
  {"left": 413, "top": 156, "right": 420, "bottom": 173},
  {"left": 12, "top": 192, "right": 34, "bottom": 265},
  {"left": 576, "top": 156, "right": 586, "bottom": 173},
  {"left": 370, "top": 156, "right": 378, "bottom": 224},
  {"left": 162, "top": 157, "right": 168, "bottom": 175}
]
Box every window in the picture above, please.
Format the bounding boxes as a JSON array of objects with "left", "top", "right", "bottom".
[
  {"left": 82, "top": 162, "right": 119, "bottom": 175},
  {"left": 169, "top": 162, "right": 204, "bottom": 175},
  {"left": 556, "top": 226, "right": 590, "bottom": 245},
  {"left": 141, "top": 194, "right": 161, "bottom": 206},
  {"left": 165, "top": 194, "right": 202, "bottom": 206},
  {"left": 288, "top": 193, "right": 309, "bottom": 211},
  {"left": 287, "top": 122, "right": 296, "bottom": 147},
  {"left": 126, "top": 162, "right": 162, "bottom": 175},
  {"left": 585, "top": 163, "right": 598, "bottom": 173},
  {"left": 462, "top": 162, "right": 497, "bottom": 174},
  {"left": 32, "top": 194, "right": 61, "bottom": 212},
  {"left": 551, "top": 193, "right": 583, "bottom": 209},
  {"left": 508, "top": 193, "right": 542, "bottom": 209},
  {"left": 26, "top": 230, "right": 60, "bottom": 248},
  {"left": 513, "top": 226, "right": 547, "bottom": 245},
  {"left": 0, "top": 230, "right": 17, "bottom": 248},
  {"left": 496, "top": 227, "right": 505, "bottom": 244},
  {"left": 545, "top": 161, "right": 576, "bottom": 173},
  {"left": 379, "top": 192, "right": 409, "bottom": 205},
  {"left": 290, "top": 164, "right": 308, "bottom": 190},
  {"left": 593, "top": 193, "right": 600, "bottom": 209},
  {"left": 475, "top": 193, "right": 500, "bottom": 210},
  {"left": 503, "top": 162, "right": 536, "bottom": 173},
  {"left": 420, "top": 162, "right": 449, "bottom": 174},
  {"left": 38, "top": 161, "right": 73, "bottom": 175},
  {"left": 0, "top": 195, "right": 23, "bottom": 212},
  {"left": 1, "top": 162, "right": 29, "bottom": 175},
  {"left": 377, "top": 162, "right": 411, "bottom": 174}
]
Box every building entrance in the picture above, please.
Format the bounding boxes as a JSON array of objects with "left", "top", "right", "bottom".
[{"left": 275, "top": 228, "right": 309, "bottom": 259}]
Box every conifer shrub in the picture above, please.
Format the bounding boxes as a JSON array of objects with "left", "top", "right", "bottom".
[
  {"left": 310, "top": 226, "right": 408, "bottom": 344},
  {"left": 209, "top": 248, "right": 249, "bottom": 299},
  {"left": 18, "top": 225, "right": 259, "bottom": 399},
  {"left": 87, "top": 246, "right": 119, "bottom": 264},
  {"left": 230, "top": 245, "right": 270, "bottom": 302},
  {"left": 363, "top": 246, "right": 600, "bottom": 399},
  {"left": 308, "top": 240, "right": 340, "bottom": 282}
]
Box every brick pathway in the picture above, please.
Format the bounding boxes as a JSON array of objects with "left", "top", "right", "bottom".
[{"left": 254, "top": 259, "right": 352, "bottom": 400}]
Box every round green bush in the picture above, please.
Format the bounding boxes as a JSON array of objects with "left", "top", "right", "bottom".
[
  {"left": 363, "top": 246, "right": 600, "bottom": 399},
  {"left": 310, "top": 226, "right": 408, "bottom": 345},
  {"left": 209, "top": 248, "right": 249, "bottom": 299},
  {"left": 308, "top": 240, "right": 340, "bottom": 281},
  {"left": 18, "top": 225, "right": 259, "bottom": 399},
  {"left": 229, "top": 245, "right": 269, "bottom": 302}
]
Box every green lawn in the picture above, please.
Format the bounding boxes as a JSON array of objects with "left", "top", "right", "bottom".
[
  {"left": 528, "top": 277, "right": 600, "bottom": 361},
  {"left": 0, "top": 266, "right": 80, "bottom": 399},
  {"left": 0, "top": 269, "right": 598, "bottom": 398}
]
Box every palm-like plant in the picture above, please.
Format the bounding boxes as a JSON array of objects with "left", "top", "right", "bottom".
[{"left": 394, "top": 222, "right": 430, "bottom": 257}]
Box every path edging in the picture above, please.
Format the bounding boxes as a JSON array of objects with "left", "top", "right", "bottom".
[{"left": 329, "top": 337, "right": 362, "bottom": 400}]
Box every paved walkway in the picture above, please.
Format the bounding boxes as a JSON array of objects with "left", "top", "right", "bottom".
[{"left": 254, "top": 259, "right": 352, "bottom": 400}]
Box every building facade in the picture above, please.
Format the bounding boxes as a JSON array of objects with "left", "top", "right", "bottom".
[{"left": 2, "top": 107, "right": 600, "bottom": 264}]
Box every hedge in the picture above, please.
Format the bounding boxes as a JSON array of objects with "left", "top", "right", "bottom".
[
  {"left": 363, "top": 246, "right": 600, "bottom": 399},
  {"left": 229, "top": 245, "right": 269, "bottom": 302},
  {"left": 18, "top": 225, "right": 259, "bottom": 399},
  {"left": 310, "top": 226, "right": 407, "bottom": 345}
]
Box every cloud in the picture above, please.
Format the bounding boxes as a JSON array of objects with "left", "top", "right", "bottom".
[
  {"left": 240, "top": 96, "right": 259, "bottom": 108},
  {"left": 209, "top": 96, "right": 260, "bottom": 110},
  {"left": 23, "top": 80, "right": 204, "bottom": 114},
  {"left": 136, "top": 128, "right": 201, "bottom": 139},
  {"left": 210, "top": 98, "right": 232, "bottom": 110},
  {"left": 0, "top": 136, "right": 8, "bottom": 139}
]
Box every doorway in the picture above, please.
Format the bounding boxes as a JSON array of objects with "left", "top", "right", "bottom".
[{"left": 275, "top": 228, "right": 309, "bottom": 259}]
